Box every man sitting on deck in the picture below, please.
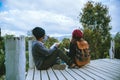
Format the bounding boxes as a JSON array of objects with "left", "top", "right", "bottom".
[{"left": 32, "top": 27, "right": 76, "bottom": 70}]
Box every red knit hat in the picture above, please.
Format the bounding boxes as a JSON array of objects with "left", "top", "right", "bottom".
[{"left": 72, "top": 29, "right": 83, "bottom": 39}]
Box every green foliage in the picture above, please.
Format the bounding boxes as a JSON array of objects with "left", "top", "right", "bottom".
[
  {"left": 80, "top": 1, "right": 111, "bottom": 59},
  {"left": 0, "top": 35, "right": 70, "bottom": 76},
  {"left": 59, "top": 38, "right": 70, "bottom": 51},
  {"left": 0, "top": 52, "right": 5, "bottom": 77},
  {"left": 0, "top": 75, "right": 5, "bottom": 80},
  {"left": 44, "top": 37, "right": 59, "bottom": 48},
  {"left": 25, "top": 37, "right": 29, "bottom": 51},
  {"left": 26, "top": 51, "right": 29, "bottom": 71},
  {"left": 0, "top": 37, "right": 5, "bottom": 77},
  {"left": 4, "top": 34, "right": 14, "bottom": 39},
  {"left": 114, "top": 32, "right": 120, "bottom": 59}
]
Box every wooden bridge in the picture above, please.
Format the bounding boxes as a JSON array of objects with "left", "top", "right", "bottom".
[
  {"left": 5, "top": 37, "right": 120, "bottom": 80},
  {"left": 26, "top": 59, "right": 120, "bottom": 80}
]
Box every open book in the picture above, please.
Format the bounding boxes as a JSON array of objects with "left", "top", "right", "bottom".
[
  {"left": 50, "top": 42, "right": 60, "bottom": 49},
  {"left": 64, "top": 48, "right": 69, "bottom": 52}
]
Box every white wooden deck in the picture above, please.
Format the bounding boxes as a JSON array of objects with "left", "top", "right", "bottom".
[{"left": 26, "top": 59, "right": 120, "bottom": 80}]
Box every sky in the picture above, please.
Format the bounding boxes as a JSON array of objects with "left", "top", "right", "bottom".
[{"left": 0, "top": 0, "right": 120, "bottom": 37}]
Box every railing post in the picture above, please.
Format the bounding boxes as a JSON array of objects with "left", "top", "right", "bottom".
[
  {"left": 109, "top": 40, "right": 115, "bottom": 59},
  {"left": 5, "top": 36, "right": 26, "bottom": 80},
  {"left": 28, "top": 38, "right": 35, "bottom": 69}
]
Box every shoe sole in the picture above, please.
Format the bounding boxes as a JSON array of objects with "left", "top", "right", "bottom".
[{"left": 52, "top": 64, "right": 66, "bottom": 70}]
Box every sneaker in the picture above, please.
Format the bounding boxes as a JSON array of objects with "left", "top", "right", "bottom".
[
  {"left": 52, "top": 64, "right": 66, "bottom": 70},
  {"left": 69, "top": 65, "right": 79, "bottom": 69},
  {"left": 68, "top": 64, "right": 79, "bottom": 69}
]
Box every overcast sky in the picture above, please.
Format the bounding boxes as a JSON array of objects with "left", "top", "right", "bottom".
[{"left": 0, "top": 0, "right": 120, "bottom": 37}]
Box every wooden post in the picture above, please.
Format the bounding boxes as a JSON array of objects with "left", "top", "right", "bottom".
[
  {"left": 5, "top": 36, "right": 26, "bottom": 80},
  {"left": 28, "top": 39, "right": 35, "bottom": 69},
  {"left": 109, "top": 40, "right": 115, "bottom": 59},
  {"left": 27, "top": 30, "right": 35, "bottom": 69}
]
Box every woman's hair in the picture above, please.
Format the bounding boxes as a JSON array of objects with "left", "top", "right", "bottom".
[{"left": 71, "top": 37, "right": 83, "bottom": 44}]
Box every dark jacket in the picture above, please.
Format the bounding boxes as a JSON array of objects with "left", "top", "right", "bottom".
[
  {"left": 32, "top": 41, "right": 57, "bottom": 69},
  {"left": 69, "top": 42, "right": 76, "bottom": 62}
]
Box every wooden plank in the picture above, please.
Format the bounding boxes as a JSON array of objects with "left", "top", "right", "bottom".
[
  {"left": 79, "top": 69, "right": 103, "bottom": 80},
  {"left": 65, "top": 69, "right": 84, "bottom": 80},
  {"left": 34, "top": 68, "right": 40, "bottom": 80},
  {"left": 88, "top": 63, "right": 120, "bottom": 79},
  {"left": 91, "top": 60, "right": 120, "bottom": 69},
  {"left": 53, "top": 70, "right": 66, "bottom": 80},
  {"left": 87, "top": 65, "right": 119, "bottom": 80},
  {"left": 26, "top": 69, "right": 34, "bottom": 80},
  {"left": 91, "top": 59, "right": 120, "bottom": 71},
  {"left": 101, "top": 59, "right": 120, "bottom": 65},
  {"left": 90, "top": 59, "right": 120, "bottom": 71},
  {"left": 89, "top": 60, "right": 120, "bottom": 74},
  {"left": 84, "top": 66, "right": 113, "bottom": 80},
  {"left": 91, "top": 63, "right": 117, "bottom": 75},
  {"left": 60, "top": 70, "right": 75, "bottom": 80},
  {"left": 26, "top": 59, "right": 120, "bottom": 80},
  {"left": 90, "top": 59, "right": 120, "bottom": 80},
  {"left": 114, "top": 59, "right": 120, "bottom": 62},
  {"left": 72, "top": 69, "right": 94, "bottom": 80},
  {"left": 47, "top": 68, "right": 58, "bottom": 80},
  {"left": 41, "top": 70, "right": 49, "bottom": 80},
  {"left": 90, "top": 59, "right": 120, "bottom": 70}
]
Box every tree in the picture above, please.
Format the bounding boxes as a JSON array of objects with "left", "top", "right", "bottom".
[
  {"left": 114, "top": 32, "right": 120, "bottom": 59},
  {"left": 0, "top": 36, "right": 5, "bottom": 76},
  {"left": 80, "top": 1, "right": 112, "bottom": 59},
  {"left": 59, "top": 38, "right": 70, "bottom": 51},
  {"left": 44, "top": 37, "right": 59, "bottom": 48}
]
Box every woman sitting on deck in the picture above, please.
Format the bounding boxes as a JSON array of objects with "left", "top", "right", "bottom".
[
  {"left": 68, "top": 29, "right": 90, "bottom": 67},
  {"left": 32, "top": 27, "right": 76, "bottom": 70}
]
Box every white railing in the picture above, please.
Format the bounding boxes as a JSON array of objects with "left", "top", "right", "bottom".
[
  {"left": 28, "top": 39, "right": 35, "bottom": 69},
  {"left": 109, "top": 40, "right": 115, "bottom": 59},
  {"left": 5, "top": 36, "right": 26, "bottom": 80}
]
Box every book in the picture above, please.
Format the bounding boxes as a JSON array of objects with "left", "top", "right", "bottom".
[{"left": 50, "top": 42, "right": 60, "bottom": 49}]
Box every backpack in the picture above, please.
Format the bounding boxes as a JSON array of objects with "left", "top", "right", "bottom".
[{"left": 75, "top": 39, "right": 90, "bottom": 67}]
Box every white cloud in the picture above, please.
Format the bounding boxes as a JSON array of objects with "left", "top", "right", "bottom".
[
  {"left": 49, "top": 33, "right": 71, "bottom": 37},
  {"left": 1, "top": 29, "right": 25, "bottom": 36},
  {"left": 0, "top": 0, "right": 120, "bottom": 37},
  {"left": 109, "top": 0, "right": 120, "bottom": 34},
  {"left": 0, "top": 9, "right": 82, "bottom": 36},
  {"left": 1, "top": 0, "right": 87, "bottom": 36}
]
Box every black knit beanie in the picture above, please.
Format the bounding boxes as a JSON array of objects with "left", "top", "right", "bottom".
[{"left": 32, "top": 27, "right": 45, "bottom": 40}]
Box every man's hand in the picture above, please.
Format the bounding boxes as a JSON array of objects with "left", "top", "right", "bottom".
[
  {"left": 55, "top": 43, "right": 60, "bottom": 47},
  {"left": 50, "top": 42, "right": 60, "bottom": 49}
]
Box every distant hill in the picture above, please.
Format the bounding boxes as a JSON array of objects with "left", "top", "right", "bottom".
[
  {"left": 55, "top": 35, "right": 71, "bottom": 41},
  {"left": 53, "top": 33, "right": 116, "bottom": 41}
]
